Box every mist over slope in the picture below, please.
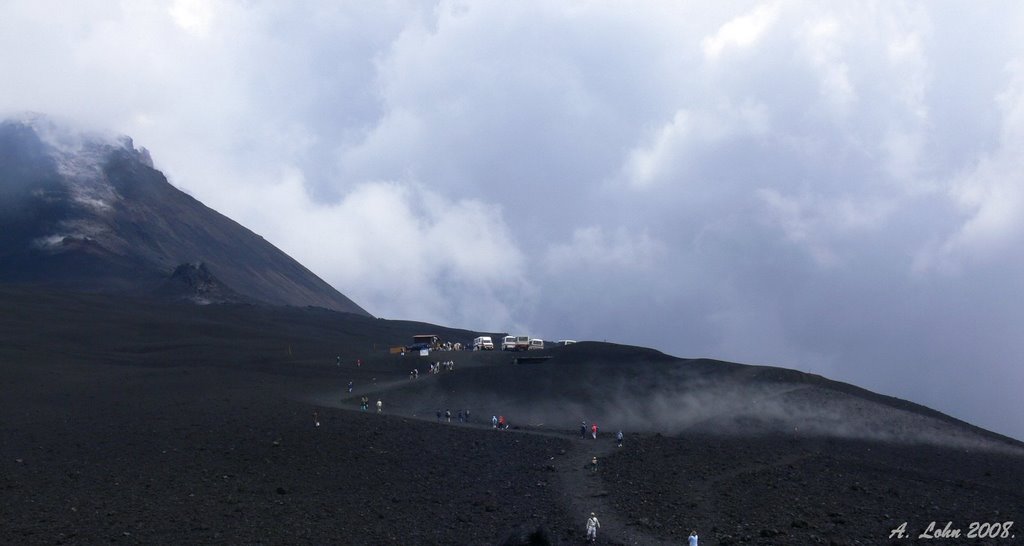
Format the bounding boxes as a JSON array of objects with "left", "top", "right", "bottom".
[
  {"left": 0, "top": 115, "right": 369, "bottom": 315},
  {"left": 345, "top": 343, "right": 1022, "bottom": 452}
]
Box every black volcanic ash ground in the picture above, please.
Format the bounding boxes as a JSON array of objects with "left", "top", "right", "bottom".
[{"left": 1, "top": 289, "right": 1022, "bottom": 545}]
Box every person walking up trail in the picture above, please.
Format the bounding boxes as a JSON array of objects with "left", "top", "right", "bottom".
[
  {"left": 689, "top": 530, "right": 698, "bottom": 545},
  {"left": 586, "top": 512, "right": 600, "bottom": 542},
  {"left": 376, "top": 399, "right": 382, "bottom": 413}
]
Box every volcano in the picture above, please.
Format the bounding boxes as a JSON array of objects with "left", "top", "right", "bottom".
[
  {"left": 0, "top": 115, "right": 369, "bottom": 315},
  {"left": 1, "top": 116, "right": 1021, "bottom": 545}
]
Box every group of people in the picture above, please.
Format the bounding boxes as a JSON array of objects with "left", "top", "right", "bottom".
[
  {"left": 436, "top": 409, "right": 470, "bottom": 423},
  {"left": 429, "top": 360, "right": 455, "bottom": 374},
  {"left": 491, "top": 415, "right": 509, "bottom": 429},
  {"left": 358, "top": 396, "right": 382, "bottom": 413},
  {"left": 579, "top": 420, "right": 625, "bottom": 446}
]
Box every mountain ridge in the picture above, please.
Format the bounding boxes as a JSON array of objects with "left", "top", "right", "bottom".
[{"left": 0, "top": 116, "right": 370, "bottom": 315}]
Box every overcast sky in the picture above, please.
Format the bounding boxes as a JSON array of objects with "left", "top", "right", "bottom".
[{"left": 3, "top": 1, "right": 1023, "bottom": 440}]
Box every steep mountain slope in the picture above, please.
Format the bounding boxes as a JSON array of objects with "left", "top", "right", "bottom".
[{"left": 0, "top": 116, "right": 369, "bottom": 315}]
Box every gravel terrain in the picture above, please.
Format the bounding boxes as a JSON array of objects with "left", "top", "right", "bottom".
[{"left": 2, "top": 288, "right": 1022, "bottom": 544}]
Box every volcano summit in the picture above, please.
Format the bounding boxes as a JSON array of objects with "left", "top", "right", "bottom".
[{"left": 0, "top": 115, "right": 368, "bottom": 314}]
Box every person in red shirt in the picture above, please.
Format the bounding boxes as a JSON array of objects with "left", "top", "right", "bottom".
[{"left": 591, "top": 423, "right": 598, "bottom": 439}]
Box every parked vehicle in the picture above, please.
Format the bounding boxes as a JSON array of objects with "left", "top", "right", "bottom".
[
  {"left": 528, "top": 338, "right": 544, "bottom": 350},
  {"left": 408, "top": 334, "right": 439, "bottom": 351},
  {"left": 514, "top": 336, "right": 530, "bottom": 351},
  {"left": 473, "top": 336, "right": 494, "bottom": 351},
  {"left": 557, "top": 340, "right": 577, "bottom": 346},
  {"left": 502, "top": 336, "right": 516, "bottom": 351}
]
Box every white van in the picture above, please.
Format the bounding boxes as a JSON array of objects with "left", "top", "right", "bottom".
[
  {"left": 528, "top": 338, "right": 544, "bottom": 350},
  {"left": 502, "top": 336, "right": 516, "bottom": 351},
  {"left": 514, "top": 336, "right": 530, "bottom": 351},
  {"left": 473, "top": 336, "right": 494, "bottom": 351}
]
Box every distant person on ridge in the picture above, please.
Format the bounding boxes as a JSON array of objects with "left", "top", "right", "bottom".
[
  {"left": 436, "top": 410, "right": 442, "bottom": 422},
  {"left": 580, "top": 421, "right": 587, "bottom": 438},
  {"left": 616, "top": 430, "right": 623, "bottom": 447},
  {"left": 591, "top": 456, "right": 597, "bottom": 472},
  {"left": 465, "top": 409, "right": 470, "bottom": 423},
  {"left": 591, "top": 423, "right": 598, "bottom": 439},
  {"left": 492, "top": 415, "right": 498, "bottom": 428},
  {"left": 498, "top": 415, "right": 506, "bottom": 429},
  {"left": 445, "top": 409, "right": 451, "bottom": 423},
  {"left": 586, "top": 512, "right": 600, "bottom": 542},
  {"left": 336, "top": 356, "right": 340, "bottom": 366},
  {"left": 457, "top": 410, "right": 464, "bottom": 423},
  {"left": 313, "top": 411, "right": 320, "bottom": 427},
  {"left": 376, "top": 399, "right": 382, "bottom": 413},
  {"left": 689, "top": 530, "right": 698, "bottom": 546},
  {"left": 347, "top": 381, "right": 353, "bottom": 393}
]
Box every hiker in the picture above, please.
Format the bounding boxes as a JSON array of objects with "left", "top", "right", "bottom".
[
  {"left": 580, "top": 421, "right": 587, "bottom": 438},
  {"left": 347, "top": 381, "right": 353, "bottom": 393},
  {"left": 498, "top": 415, "right": 506, "bottom": 429},
  {"left": 357, "top": 359, "right": 362, "bottom": 367},
  {"left": 313, "top": 411, "right": 320, "bottom": 427},
  {"left": 360, "top": 396, "right": 368, "bottom": 411},
  {"left": 591, "top": 456, "right": 598, "bottom": 472},
  {"left": 465, "top": 409, "right": 470, "bottom": 423},
  {"left": 591, "top": 423, "right": 599, "bottom": 439},
  {"left": 492, "top": 415, "right": 498, "bottom": 428},
  {"left": 457, "top": 410, "right": 464, "bottom": 423},
  {"left": 689, "top": 530, "right": 699, "bottom": 546},
  {"left": 445, "top": 409, "right": 451, "bottom": 423},
  {"left": 376, "top": 399, "right": 382, "bottom": 413},
  {"left": 586, "top": 512, "right": 600, "bottom": 542},
  {"left": 336, "top": 356, "right": 340, "bottom": 366},
  {"left": 436, "top": 410, "right": 442, "bottom": 422},
  {"left": 616, "top": 430, "right": 623, "bottom": 447}
]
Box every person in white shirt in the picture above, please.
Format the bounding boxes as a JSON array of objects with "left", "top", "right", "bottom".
[
  {"left": 689, "top": 530, "right": 698, "bottom": 545},
  {"left": 586, "top": 512, "right": 600, "bottom": 542}
]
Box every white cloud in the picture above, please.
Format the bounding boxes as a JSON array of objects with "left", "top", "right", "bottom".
[
  {"left": 702, "top": 3, "right": 780, "bottom": 61},
  {"left": 169, "top": 0, "right": 218, "bottom": 37},
  {"left": 799, "top": 17, "right": 856, "bottom": 116},
  {"left": 543, "top": 226, "right": 664, "bottom": 273},
  {"left": 915, "top": 59, "right": 1024, "bottom": 273},
  {"left": 622, "top": 100, "right": 769, "bottom": 189},
  {"left": 220, "top": 168, "right": 530, "bottom": 330}
]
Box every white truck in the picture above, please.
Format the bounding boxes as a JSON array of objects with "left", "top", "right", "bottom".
[
  {"left": 501, "top": 336, "right": 516, "bottom": 351},
  {"left": 473, "top": 336, "right": 494, "bottom": 351}
]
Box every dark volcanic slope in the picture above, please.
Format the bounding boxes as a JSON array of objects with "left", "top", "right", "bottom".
[
  {"left": 2, "top": 288, "right": 1022, "bottom": 545},
  {"left": 0, "top": 116, "right": 369, "bottom": 315}
]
